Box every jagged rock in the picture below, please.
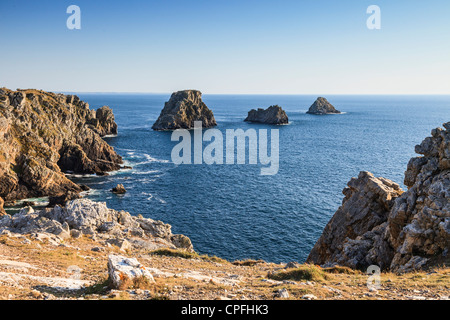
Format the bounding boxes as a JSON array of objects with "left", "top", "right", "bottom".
[
  {"left": 111, "top": 184, "right": 126, "bottom": 194},
  {"left": 0, "top": 197, "right": 5, "bottom": 216},
  {"left": 152, "top": 90, "right": 217, "bottom": 131},
  {"left": 86, "top": 106, "right": 118, "bottom": 137},
  {"left": 107, "top": 255, "right": 154, "bottom": 289},
  {"left": 308, "top": 122, "right": 450, "bottom": 272},
  {"left": 0, "top": 199, "right": 194, "bottom": 252},
  {"left": 307, "top": 172, "right": 403, "bottom": 270},
  {"left": 0, "top": 88, "right": 123, "bottom": 204},
  {"left": 244, "top": 105, "right": 288, "bottom": 124},
  {"left": 306, "top": 97, "right": 341, "bottom": 115}
]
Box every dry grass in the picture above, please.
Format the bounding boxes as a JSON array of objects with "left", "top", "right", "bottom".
[{"left": 269, "top": 264, "right": 329, "bottom": 282}]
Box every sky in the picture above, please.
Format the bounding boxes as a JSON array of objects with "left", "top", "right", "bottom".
[{"left": 0, "top": 0, "right": 449, "bottom": 94}]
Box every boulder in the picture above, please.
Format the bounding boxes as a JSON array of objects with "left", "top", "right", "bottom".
[
  {"left": 306, "top": 97, "right": 341, "bottom": 115},
  {"left": 152, "top": 90, "right": 217, "bottom": 131},
  {"left": 244, "top": 105, "right": 289, "bottom": 124},
  {"left": 107, "top": 255, "right": 154, "bottom": 289}
]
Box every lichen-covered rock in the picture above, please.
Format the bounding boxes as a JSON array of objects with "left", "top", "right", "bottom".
[
  {"left": 107, "top": 255, "right": 154, "bottom": 289},
  {"left": 0, "top": 88, "right": 123, "bottom": 203},
  {"left": 308, "top": 122, "right": 450, "bottom": 272},
  {"left": 306, "top": 97, "right": 341, "bottom": 115},
  {"left": 152, "top": 90, "right": 217, "bottom": 131},
  {"left": 244, "top": 105, "right": 288, "bottom": 125}
]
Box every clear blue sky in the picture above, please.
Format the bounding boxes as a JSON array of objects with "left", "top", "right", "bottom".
[{"left": 1, "top": 0, "right": 449, "bottom": 94}]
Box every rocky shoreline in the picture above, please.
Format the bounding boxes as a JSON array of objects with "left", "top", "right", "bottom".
[{"left": 0, "top": 88, "right": 448, "bottom": 299}]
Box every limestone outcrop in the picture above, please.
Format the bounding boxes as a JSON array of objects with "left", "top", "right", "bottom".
[
  {"left": 244, "top": 105, "right": 288, "bottom": 125},
  {"left": 152, "top": 90, "right": 217, "bottom": 131},
  {"left": 307, "top": 122, "right": 450, "bottom": 272},
  {"left": 0, "top": 88, "right": 123, "bottom": 203},
  {"left": 306, "top": 97, "right": 341, "bottom": 115},
  {"left": 0, "top": 199, "right": 194, "bottom": 252}
]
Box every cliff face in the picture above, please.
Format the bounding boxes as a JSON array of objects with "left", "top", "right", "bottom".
[
  {"left": 0, "top": 88, "right": 123, "bottom": 203},
  {"left": 307, "top": 97, "right": 341, "bottom": 115},
  {"left": 152, "top": 90, "right": 217, "bottom": 131},
  {"left": 244, "top": 105, "right": 289, "bottom": 125},
  {"left": 307, "top": 122, "right": 450, "bottom": 272}
]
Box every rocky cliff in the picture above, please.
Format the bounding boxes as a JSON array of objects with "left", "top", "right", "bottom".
[
  {"left": 152, "top": 90, "right": 217, "bottom": 131},
  {"left": 244, "top": 105, "right": 289, "bottom": 125},
  {"left": 0, "top": 88, "right": 123, "bottom": 205},
  {"left": 307, "top": 97, "right": 341, "bottom": 115},
  {"left": 307, "top": 122, "right": 450, "bottom": 272}
]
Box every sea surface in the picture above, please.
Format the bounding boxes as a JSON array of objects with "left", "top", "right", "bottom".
[{"left": 38, "top": 94, "right": 450, "bottom": 263}]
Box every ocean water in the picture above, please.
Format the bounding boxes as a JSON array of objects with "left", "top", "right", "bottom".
[{"left": 62, "top": 94, "right": 449, "bottom": 263}]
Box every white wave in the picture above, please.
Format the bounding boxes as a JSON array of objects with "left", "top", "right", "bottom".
[{"left": 132, "top": 170, "right": 160, "bottom": 175}]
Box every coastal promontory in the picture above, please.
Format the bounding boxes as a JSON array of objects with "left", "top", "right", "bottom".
[
  {"left": 307, "top": 122, "right": 450, "bottom": 272},
  {"left": 244, "top": 105, "right": 289, "bottom": 125},
  {"left": 0, "top": 88, "right": 123, "bottom": 204},
  {"left": 306, "top": 97, "right": 341, "bottom": 115},
  {"left": 152, "top": 90, "right": 217, "bottom": 131}
]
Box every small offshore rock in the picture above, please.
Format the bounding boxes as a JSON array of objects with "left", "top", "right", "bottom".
[
  {"left": 307, "top": 97, "right": 341, "bottom": 115},
  {"left": 244, "top": 105, "right": 288, "bottom": 124},
  {"left": 111, "top": 184, "right": 126, "bottom": 194}
]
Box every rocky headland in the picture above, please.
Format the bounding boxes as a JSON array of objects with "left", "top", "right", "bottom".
[
  {"left": 307, "top": 122, "right": 450, "bottom": 272},
  {"left": 244, "top": 105, "right": 289, "bottom": 125},
  {"left": 0, "top": 88, "right": 124, "bottom": 210},
  {"left": 152, "top": 90, "right": 217, "bottom": 131},
  {"left": 306, "top": 97, "right": 341, "bottom": 115}
]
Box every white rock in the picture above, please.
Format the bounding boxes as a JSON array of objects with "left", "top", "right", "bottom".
[{"left": 107, "top": 254, "right": 154, "bottom": 289}]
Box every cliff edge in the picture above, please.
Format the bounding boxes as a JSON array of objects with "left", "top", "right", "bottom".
[
  {"left": 0, "top": 88, "right": 123, "bottom": 206},
  {"left": 307, "top": 122, "right": 450, "bottom": 272}
]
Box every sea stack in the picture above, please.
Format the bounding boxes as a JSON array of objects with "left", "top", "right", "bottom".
[
  {"left": 244, "top": 105, "right": 289, "bottom": 125},
  {"left": 152, "top": 90, "right": 217, "bottom": 131},
  {"left": 307, "top": 97, "right": 341, "bottom": 115}
]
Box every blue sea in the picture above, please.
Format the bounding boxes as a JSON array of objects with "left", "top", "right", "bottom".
[{"left": 64, "top": 94, "right": 449, "bottom": 263}]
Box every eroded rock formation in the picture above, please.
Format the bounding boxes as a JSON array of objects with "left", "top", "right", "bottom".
[
  {"left": 244, "top": 105, "right": 289, "bottom": 124},
  {"left": 0, "top": 88, "right": 123, "bottom": 203},
  {"left": 307, "top": 97, "right": 341, "bottom": 115},
  {"left": 0, "top": 199, "right": 194, "bottom": 252},
  {"left": 152, "top": 90, "right": 217, "bottom": 131},
  {"left": 307, "top": 122, "right": 450, "bottom": 272}
]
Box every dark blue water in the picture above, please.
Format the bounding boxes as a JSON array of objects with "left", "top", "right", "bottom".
[{"left": 67, "top": 94, "right": 449, "bottom": 263}]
